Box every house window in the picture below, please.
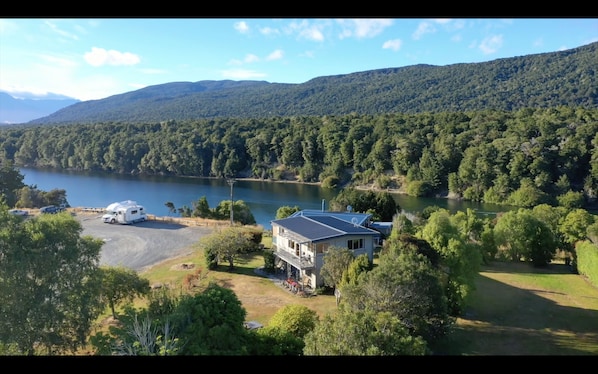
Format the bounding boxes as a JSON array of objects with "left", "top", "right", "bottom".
[
  {"left": 316, "top": 243, "right": 329, "bottom": 254},
  {"left": 347, "top": 239, "right": 364, "bottom": 250},
  {"left": 287, "top": 239, "right": 296, "bottom": 249}
]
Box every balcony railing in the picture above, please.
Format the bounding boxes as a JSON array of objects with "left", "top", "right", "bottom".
[{"left": 274, "top": 246, "right": 314, "bottom": 270}]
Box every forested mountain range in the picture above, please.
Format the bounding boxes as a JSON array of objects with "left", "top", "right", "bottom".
[{"left": 27, "top": 41, "right": 598, "bottom": 125}]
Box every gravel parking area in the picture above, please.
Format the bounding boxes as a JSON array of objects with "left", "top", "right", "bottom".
[{"left": 76, "top": 213, "right": 216, "bottom": 272}]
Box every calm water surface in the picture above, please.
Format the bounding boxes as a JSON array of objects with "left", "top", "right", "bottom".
[
  {"left": 21, "top": 168, "right": 338, "bottom": 228},
  {"left": 20, "top": 167, "right": 512, "bottom": 228}
]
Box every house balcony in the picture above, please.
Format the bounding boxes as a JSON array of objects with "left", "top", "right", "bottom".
[{"left": 273, "top": 246, "right": 315, "bottom": 271}]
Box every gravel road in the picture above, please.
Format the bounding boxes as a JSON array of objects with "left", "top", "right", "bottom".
[{"left": 76, "top": 213, "right": 215, "bottom": 272}]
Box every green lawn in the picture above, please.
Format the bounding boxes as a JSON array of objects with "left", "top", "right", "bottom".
[{"left": 434, "top": 261, "right": 598, "bottom": 355}]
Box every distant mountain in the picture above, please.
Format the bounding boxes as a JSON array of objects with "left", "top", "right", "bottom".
[
  {"left": 24, "top": 41, "right": 598, "bottom": 125},
  {"left": 0, "top": 91, "right": 79, "bottom": 124}
]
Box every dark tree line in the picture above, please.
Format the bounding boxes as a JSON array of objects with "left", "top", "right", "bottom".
[{"left": 2, "top": 108, "right": 597, "bottom": 211}]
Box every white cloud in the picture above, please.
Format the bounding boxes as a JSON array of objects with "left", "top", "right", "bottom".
[
  {"left": 412, "top": 21, "right": 436, "bottom": 40},
  {"left": 244, "top": 54, "right": 260, "bottom": 63},
  {"left": 287, "top": 20, "right": 326, "bottom": 42},
  {"left": 281, "top": 18, "right": 393, "bottom": 42},
  {"left": 266, "top": 49, "right": 284, "bottom": 61},
  {"left": 299, "top": 26, "right": 324, "bottom": 42},
  {"left": 234, "top": 21, "right": 250, "bottom": 34},
  {"left": 228, "top": 50, "right": 282, "bottom": 66},
  {"left": 221, "top": 68, "right": 267, "bottom": 80},
  {"left": 478, "top": 35, "right": 503, "bottom": 55},
  {"left": 451, "top": 34, "right": 462, "bottom": 43},
  {"left": 84, "top": 47, "right": 141, "bottom": 67},
  {"left": 0, "top": 62, "right": 126, "bottom": 101},
  {"left": 382, "top": 39, "right": 402, "bottom": 51},
  {"left": 228, "top": 58, "right": 243, "bottom": 66},
  {"left": 435, "top": 18, "right": 466, "bottom": 32},
  {"left": 336, "top": 19, "right": 393, "bottom": 39},
  {"left": 44, "top": 20, "right": 79, "bottom": 40},
  {"left": 259, "top": 26, "right": 280, "bottom": 36}
]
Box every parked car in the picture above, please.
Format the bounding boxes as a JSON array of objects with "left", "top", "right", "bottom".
[
  {"left": 40, "top": 205, "right": 64, "bottom": 214},
  {"left": 8, "top": 209, "right": 29, "bottom": 216}
]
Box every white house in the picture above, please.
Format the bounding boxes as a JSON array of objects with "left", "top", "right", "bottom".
[{"left": 270, "top": 210, "right": 383, "bottom": 289}]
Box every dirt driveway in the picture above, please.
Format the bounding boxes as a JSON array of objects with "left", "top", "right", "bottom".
[{"left": 76, "top": 213, "right": 215, "bottom": 272}]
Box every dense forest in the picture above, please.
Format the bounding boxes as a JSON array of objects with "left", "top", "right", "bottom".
[
  {"left": 23, "top": 41, "right": 597, "bottom": 125},
  {"left": 1, "top": 107, "right": 597, "bottom": 210}
]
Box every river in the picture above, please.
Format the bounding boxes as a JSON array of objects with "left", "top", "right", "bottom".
[{"left": 20, "top": 167, "right": 512, "bottom": 229}]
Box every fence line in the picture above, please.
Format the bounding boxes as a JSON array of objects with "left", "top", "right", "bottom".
[
  {"left": 147, "top": 215, "right": 231, "bottom": 227},
  {"left": 71, "top": 207, "right": 233, "bottom": 227}
]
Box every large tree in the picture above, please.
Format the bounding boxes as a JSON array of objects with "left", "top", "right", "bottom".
[
  {"left": 169, "top": 283, "right": 247, "bottom": 355},
  {"left": 319, "top": 246, "right": 354, "bottom": 291},
  {"left": 267, "top": 304, "right": 319, "bottom": 340},
  {"left": 494, "top": 208, "right": 558, "bottom": 266},
  {"left": 560, "top": 208, "right": 597, "bottom": 248},
  {"left": 0, "top": 205, "right": 104, "bottom": 355},
  {"left": 200, "top": 226, "right": 256, "bottom": 270},
  {"left": 329, "top": 187, "right": 399, "bottom": 221},
  {"left": 99, "top": 266, "right": 150, "bottom": 319},
  {"left": 341, "top": 244, "right": 453, "bottom": 347},
  {"left": 245, "top": 325, "right": 304, "bottom": 356},
  {"left": 303, "top": 305, "right": 427, "bottom": 356},
  {"left": 0, "top": 160, "right": 25, "bottom": 208},
  {"left": 419, "top": 209, "right": 482, "bottom": 315},
  {"left": 275, "top": 205, "right": 301, "bottom": 219}
]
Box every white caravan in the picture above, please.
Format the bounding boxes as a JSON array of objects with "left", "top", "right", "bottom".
[{"left": 102, "top": 200, "right": 147, "bottom": 224}]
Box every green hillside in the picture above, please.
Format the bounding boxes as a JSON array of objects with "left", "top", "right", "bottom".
[{"left": 28, "top": 42, "right": 597, "bottom": 125}]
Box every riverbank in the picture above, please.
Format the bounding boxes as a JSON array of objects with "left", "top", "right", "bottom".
[{"left": 231, "top": 175, "right": 410, "bottom": 196}]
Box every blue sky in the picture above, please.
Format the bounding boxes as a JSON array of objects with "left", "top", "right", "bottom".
[{"left": 1, "top": 18, "right": 596, "bottom": 102}]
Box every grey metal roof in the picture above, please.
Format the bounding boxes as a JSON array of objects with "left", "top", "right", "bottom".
[
  {"left": 271, "top": 214, "right": 380, "bottom": 242},
  {"left": 290, "top": 209, "right": 372, "bottom": 226}
]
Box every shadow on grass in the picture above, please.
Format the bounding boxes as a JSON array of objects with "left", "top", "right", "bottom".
[
  {"left": 482, "top": 260, "right": 575, "bottom": 275},
  {"left": 212, "top": 251, "right": 270, "bottom": 278},
  {"left": 436, "top": 261, "right": 598, "bottom": 355}
]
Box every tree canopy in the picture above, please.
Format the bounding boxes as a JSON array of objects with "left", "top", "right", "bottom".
[{"left": 0, "top": 204, "right": 104, "bottom": 355}]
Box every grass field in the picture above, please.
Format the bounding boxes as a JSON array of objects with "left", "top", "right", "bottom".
[
  {"left": 437, "top": 261, "right": 598, "bottom": 355},
  {"left": 136, "top": 244, "right": 598, "bottom": 356}
]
